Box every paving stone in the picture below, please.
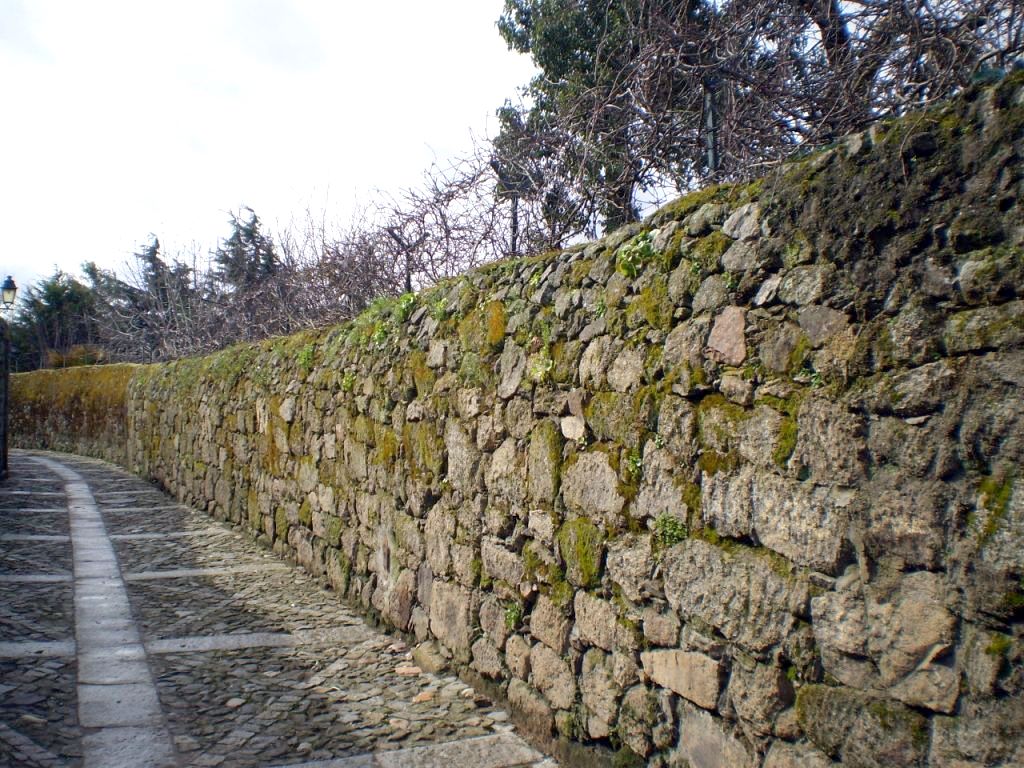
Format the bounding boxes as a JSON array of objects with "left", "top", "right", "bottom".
[
  {"left": 374, "top": 732, "right": 545, "bottom": 767},
  {"left": 75, "top": 619, "right": 142, "bottom": 649},
  {"left": 81, "top": 726, "right": 176, "bottom": 768},
  {"left": 0, "top": 640, "right": 76, "bottom": 658},
  {"left": 77, "top": 684, "right": 163, "bottom": 729},
  {"left": 0, "top": 537, "right": 73, "bottom": 574},
  {"left": 77, "top": 648, "right": 151, "bottom": 684},
  {"left": 0, "top": 573, "right": 71, "bottom": 584},
  {"left": 0, "top": 581, "right": 74, "bottom": 642},
  {"left": 0, "top": 656, "right": 81, "bottom": 766}
]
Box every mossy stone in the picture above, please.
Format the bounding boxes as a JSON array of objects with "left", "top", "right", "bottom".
[
  {"left": 528, "top": 419, "right": 563, "bottom": 505},
  {"left": 246, "top": 488, "right": 261, "bottom": 530},
  {"left": 696, "top": 393, "right": 754, "bottom": 453},
  {"left": 298, "top": 499, "right": 312, "bottom": 527},
  {"left": 693, "top": 231, "right": 731, "bottom": 271},
  {"left": 625, "top": 275, "right": 672, "bottom": 331},
  {"left": 274, "top": 507, "right": 289, "bottom": 543},
  {"left": 408, "top": 350, "right": 436, "bottom": 399},
  {"left": 585, "top": 390, "right": 655, "bottom": 450},
  {"left": 773, "top": 417, "right": 799, "bottom": 468},
  {"left": 569, "top": 258, "right": 594, "bottom": 286},
  {"left": 325, "top": 516, "right": 344, "bottom": 548},
  {"left": 649, "top": 182, "right": 734, "bottom": 226},
  {"left": 457, "top": 351, "right": 494, "bottom": 388},
  {"left": 551, "top": 340, "right": 583, "bottom": 385},
  {"left": 458, "top": 300, "right": 507, "bottom": 354},
  {"left": 557, "top": 518, "right": 605, "bottom": 588},
  {"left": 402, "top": 421, "right": 446, "bottom": 485},
  {"left": 978, "top": 470, "right": 1015, "bottom": 546},
  {"left": 372, "top": 426, "right": 399, "bottom": 466},
  {"left": 796, "top": 685, "right": 929, "bottom": 763}
]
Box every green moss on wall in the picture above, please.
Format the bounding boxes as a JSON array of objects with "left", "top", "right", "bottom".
[
  {"left": 408, "top": 350, "right": 436, "bottom": 399},
  {"left": 557, "top": 518, "right": 605, "bottom": 588},
  {"left": 11, "top": 363, "right": 138, "bottom": 464},
  {"left": 274, "top": 507, "right": 289, "bottom": 543},
  {"left": 626, "top": 276, "right": 672, "bottom": 331},
  {"left": 773, "top": 417, "right": 798, "bottom": 468},
  {"left": 458, "top": 300, "right": 507, "bottom": 354},
  {"left": 402, "top": 421, "right": 445, "bottom": 485},
  {"left": 692, "top": 231, "right": 731, "bottom": 271},
  {"left": 978, "top": 471, "right": 1015, "bottom": 546},
  {"left": 651, "top": 183, "right": 734, "bottom": 224}
]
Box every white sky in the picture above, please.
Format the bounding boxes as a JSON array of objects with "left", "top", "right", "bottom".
[{"left": 0, "top": 0, "right": 537, "bottom": 289}]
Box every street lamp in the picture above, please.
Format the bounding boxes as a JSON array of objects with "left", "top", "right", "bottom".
[
  {"left": 0, "top": 275, "right": 14, "bottom": 480},
  {"left": 1, "top": 276, "right": 16, "bottom": 311}
]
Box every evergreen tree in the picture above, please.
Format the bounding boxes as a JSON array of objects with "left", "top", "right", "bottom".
[
  {"left": 13, "top": 271, "right": 101, "bottom": 369},
  {"left": 213, "top": 207, "right": 278, "bottom": 293},
  {"left": 497, "top": 0, "right": 668, "bottom": 230},
  {"left": 83, "top": 236, "right": 202, "bottom": 362}
]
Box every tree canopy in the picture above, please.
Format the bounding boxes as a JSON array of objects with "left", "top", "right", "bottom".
[{"left": 496, "top": 0, "right": 1023, "bottom": 232}]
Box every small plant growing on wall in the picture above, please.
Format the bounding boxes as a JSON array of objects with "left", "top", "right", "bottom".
[
  {"left": 528, "top": 351, "right": 554, "bottom": 383},
  {"left": 625, "top": 448, "right": 644, "bottom": 481},
  {"left": 394, "top": 293, "right": 416, "bottom": 323},
  {"left": 297, "top": 343, "right": 315, "bottom": 373},
  {"left": 429, "top": 295, "right": 449, "bottom": 320},
  {"left": 653, "top": 513, "right": 687, "bottom": 555},
  {"left": 798, "top": 358, "right": 823, "bottom": 388},
  {"left": 616, "top": 233, "right": 654, "bottom": 278},
  {"left": 371, "top": 323, "right": 390, "bottom": 348},
  {"left": 504, "top": 601, "right": 523, "bottom": 631}
]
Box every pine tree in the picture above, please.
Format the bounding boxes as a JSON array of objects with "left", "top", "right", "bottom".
[{"left": 213, "top": 207, "right": 278, "bottom": 293}]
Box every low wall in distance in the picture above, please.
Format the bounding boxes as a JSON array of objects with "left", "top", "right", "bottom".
[
  {"left": 12, "top": 79, "right": 1024, "bottom": 768},
  {"left": 11, "top": 363, "right": 136, "bottom": 466}
]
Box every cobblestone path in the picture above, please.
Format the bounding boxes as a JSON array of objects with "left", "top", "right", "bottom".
[{"left": 0, "top": 451, "right": 558, "bottom": 768}]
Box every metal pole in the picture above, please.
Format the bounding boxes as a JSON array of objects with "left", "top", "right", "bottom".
[
  {"left": 2, "top": 317, "right": 9, "bottom": 481},
  {"left": 703, "top": 76, "right": 720, "bottom": 174},
  {"left": 511, "top": 194, "right": 519, "bottom": 259},
  {"left": 386, "top": 228, "right": 424, "bottom": 295}
]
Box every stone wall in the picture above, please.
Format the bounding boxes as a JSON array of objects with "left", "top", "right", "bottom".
[
  {"left": 11, "top": 363, "right": 135, "bottom": 466},
  {"left": 12, "top": 78, "right": 1024, "bottom": 767}
]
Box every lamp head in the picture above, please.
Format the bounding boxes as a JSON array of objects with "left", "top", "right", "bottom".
[{"left": 0, "top": 276, "right": 16, "bottom": 311}]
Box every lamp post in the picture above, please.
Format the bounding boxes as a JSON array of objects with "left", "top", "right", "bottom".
[
  {"left": 1, "top": 276, "right": 17, "bottom": 480},
  {"left": 490, "top": 159, "right": 537, "bottom": 259},
  {"left": 703, "top": 75, "right": 721, "bottom": 175}
]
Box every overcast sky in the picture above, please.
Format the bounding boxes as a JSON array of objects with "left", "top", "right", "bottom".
[{"left": 0, "top": 0, "right": 537, "bottom": 290}]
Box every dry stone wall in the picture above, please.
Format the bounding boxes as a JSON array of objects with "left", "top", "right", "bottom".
[
  {"left": 11, "top": 363, "right": 134, "bottom": 466},
  {"left": 12, "top": 79, "right": 1024, "bottom": 767}
]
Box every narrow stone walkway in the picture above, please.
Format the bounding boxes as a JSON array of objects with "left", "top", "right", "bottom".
[{"left": 0, "top": 450, "right": 557, "bottom": 768}]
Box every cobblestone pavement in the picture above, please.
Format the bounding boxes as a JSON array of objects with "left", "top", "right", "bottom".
[{"left": 0, "top": 450, "right": 558, "bottom": 768}]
